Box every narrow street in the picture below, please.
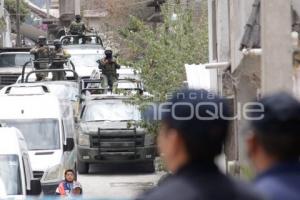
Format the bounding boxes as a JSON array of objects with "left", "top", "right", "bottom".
[{"left": 79, "top": 164, "right": 164, "bottom": 198}]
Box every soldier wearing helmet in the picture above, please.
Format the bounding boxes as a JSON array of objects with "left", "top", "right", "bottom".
[
  {"left": 98, "top": 48, "right": 120, "bottom": 89},
  {"left": 30, "top": 36, "right": 50, "bottom": 81},
  {"left": 51, "top": 39, "right": 71, "bottom": 80},
  {"left": 69, "top": 15, "right": 86, "bottom": 44}
]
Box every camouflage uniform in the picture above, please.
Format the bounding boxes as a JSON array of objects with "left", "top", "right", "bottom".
[
  {"left": 69, "top": 21, "right": 86, "bottom": 44},
  {"left": 30, "top": 45, "right": 50, "bottom": 81},
  {"left": 99, "top": 58, "right": 120, "bottom": 88},
  {"left": 69, "top": 21, "right": 86, "bottom": 35},
  {"left": 51, "top": 48, "right": 71, "bottom": 81}
]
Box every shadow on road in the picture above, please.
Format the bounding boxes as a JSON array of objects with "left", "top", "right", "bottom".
[{"left": 87, "top": 163, "right": 155, "bottom": 175}]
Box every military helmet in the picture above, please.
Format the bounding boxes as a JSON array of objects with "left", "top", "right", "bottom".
[
  {"left": 53, "top": 39, "right": 62, "bottom": 48},
  {"left": 105, "top": 47, "right": 113, "bottom": 56},
  {"left": 75, "top": 15, "right": 81, "bottom": 21},
  {"left": 37, "top": 35, "right": 47, "bottom": 45}
]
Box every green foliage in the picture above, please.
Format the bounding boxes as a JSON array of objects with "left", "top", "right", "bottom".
[
  {"left": 4, "top": 0, "right": 29, "bottom": 23},
  {"left": 120, "top": 0, "right": 209, "bottom": 135}
]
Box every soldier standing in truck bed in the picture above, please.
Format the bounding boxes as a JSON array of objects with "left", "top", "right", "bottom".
[
  {"left": 51, "top": 40, "right": 71, "bottom": 81},
  {"left": 98, "top": 48, "right": 120, "bottom": 89},
  {"left": 69, "top": 15, "right": 86, "bottom": 44},
  {"left": 30, "top": 36, "right": 50, "bottom": 81}
]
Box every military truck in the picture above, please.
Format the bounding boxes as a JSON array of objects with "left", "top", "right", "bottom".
[
  {"left": 59, "top": 34, "right": 105, "bottom": 79},
  {"left": 0, "top": 48, "right": 33, "bottom": 88},
  {"left": 76, "top": 94, "right": 156, "bottom": 174}
]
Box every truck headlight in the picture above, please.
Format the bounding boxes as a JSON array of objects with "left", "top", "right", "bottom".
[
  {"left": 42, "top": 164, "right": 64, "bottom": 182},
  {"left": 78, "top": 133, "right": 90, "bottom": 146},
  {"left": 144, "top": 134, "right": 155, "bottom": 146}
]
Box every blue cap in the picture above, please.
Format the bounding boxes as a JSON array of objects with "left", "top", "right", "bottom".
[{"left": 250, "top": 92, "right": 300, "bottom": 135}]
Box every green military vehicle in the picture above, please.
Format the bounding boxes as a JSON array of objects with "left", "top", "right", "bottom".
[{"left": 76, "top": 94, "right": 156, "bottom": 174}]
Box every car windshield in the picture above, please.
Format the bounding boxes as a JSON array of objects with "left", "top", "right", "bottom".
[
  {"left": 83, "top": 100, "right": 141, "bottom": 122},
  {"left": 0, "top": 155, "right": 22, "bottom": 195},
  {"left": 0, "top": 54, "right": 32, "bottom": 68},
  {"left": 70, "top": 54, "right": 100, "bottom": 68},
  {"left": 3, "top": 119, "right": 60, "bottom": 150}
]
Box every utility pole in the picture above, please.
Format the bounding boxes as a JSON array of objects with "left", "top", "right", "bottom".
[
  {"left": 46, "top": 0, "right": 50, "bottom": 40},
  {"left": 75, "top": 0, "right": 81, "bottom": 15},
  {"left": 16, "top": 0, "right": 21, "bottom": 47},
  {"left": 261, "top": 0, "right": 293, "bottom": 95}
]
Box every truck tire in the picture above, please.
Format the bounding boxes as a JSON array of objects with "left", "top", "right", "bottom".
[
  {"left": 141, "top": 161, "right": 155, "bottom": 173},
  {"left": 77, "top": 160, "right": 89, "bottom": 174}
]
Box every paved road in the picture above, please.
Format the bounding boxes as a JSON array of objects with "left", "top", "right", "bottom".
[{"left": 78, "top": 163, "right": 164, "bottom": 199}]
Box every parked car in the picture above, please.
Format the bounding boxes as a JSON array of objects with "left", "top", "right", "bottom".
[{"left": 0, "top": 127, "right": 41, "bottom": 197}]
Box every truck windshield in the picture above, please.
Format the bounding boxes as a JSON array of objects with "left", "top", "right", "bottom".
[
  {"left": 0, "top": 155, "right": 22, "bottom": 195},
  {"left": 70, "top": 54, "right": 100, "bottom": 68},
  {"left": 0, "top": 54, "right": 32, "bottom": 68},
  {"left": 83, "top": 100, "right": 141, "bottom": 122},
  {"left": 3, "top": 119, "right": 60, "bottom": 150}
]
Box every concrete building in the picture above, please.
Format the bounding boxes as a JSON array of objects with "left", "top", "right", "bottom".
[{"left": 208, "top": 0, "right": 300, "bottom": 176}]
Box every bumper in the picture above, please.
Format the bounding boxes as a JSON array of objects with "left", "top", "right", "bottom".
[
  {"left": 77, "top": 145, "right": 156, "bottom": 163},
  {"left": 41, "top": 181, "right": 61, "bottom": 195}
]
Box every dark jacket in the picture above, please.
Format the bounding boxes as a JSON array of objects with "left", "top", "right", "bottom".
[
  {"left": 254, "top": 161, "right": 300, "bottom": 200},
  {"left": 137, "top": 163, "right": 263, "bottom": 200}
]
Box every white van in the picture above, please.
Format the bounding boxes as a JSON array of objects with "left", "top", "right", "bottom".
[
  {"left": 0, "top": 127, "right": 41, "bottom": 197},
  {"left": 0, "top": 93, "right": 76, "bottom": 195}
]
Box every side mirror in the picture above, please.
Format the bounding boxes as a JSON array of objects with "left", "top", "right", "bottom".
[
  {"left": 27, "top": 179, "right": 42, "bottom": 195},
  {"left": 64, "top": 138, "right": 74, "bottom": 152}
]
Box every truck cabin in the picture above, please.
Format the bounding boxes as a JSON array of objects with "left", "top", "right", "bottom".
[{"left": 0, "top": 48, "right": 33, "bottom": 88}]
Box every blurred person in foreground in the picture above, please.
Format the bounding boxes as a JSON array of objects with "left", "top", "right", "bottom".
[
  {"left": 247, "top": 92, "right": 300, "bottom": 200},
  {"left": 137, "top": 89, "right": 262, "bottom": 200}
]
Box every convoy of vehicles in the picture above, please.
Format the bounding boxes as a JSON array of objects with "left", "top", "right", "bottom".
[
  {"left": 0, "top": 127, "right": 41, "bottom": 197},
  {"left": 0, "top": 31, "right": 156, "bottom": 198}
]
